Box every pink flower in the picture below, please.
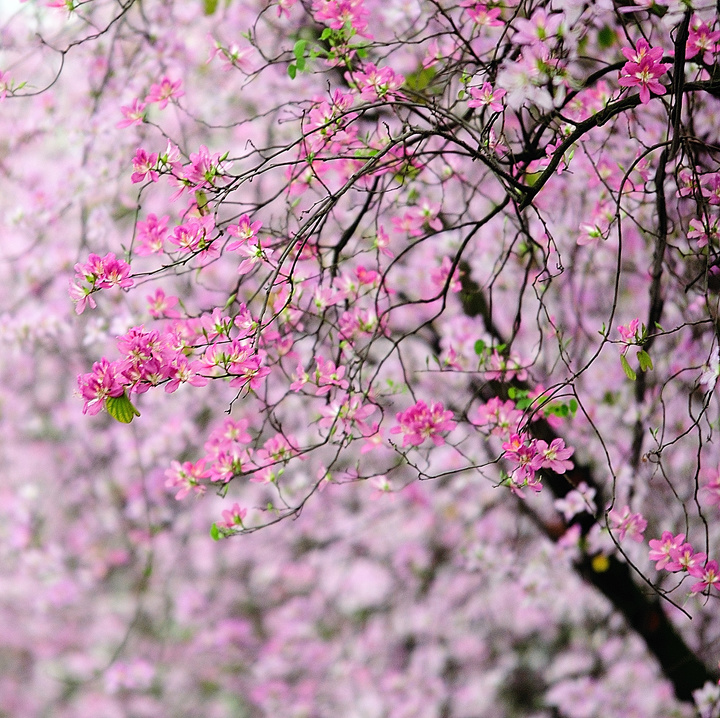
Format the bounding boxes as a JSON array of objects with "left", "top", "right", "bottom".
[
  {"left": 468, "top": 82, "right": 506, "bottom": 112},
  {"left": 665, "top": 542, "right": 707, "bottom": 575},
  {"left": 502, "top": 433, "right": 543, "bottom": 485},
  {"left": 318, "top": 393, "right": 376, "bottom": 432},
  {"left": 164, "top": 459, "right": 210, "bottom": 500},
  {"left": 168, "top": 216, "right": 216, "bottom": 255},
  {"left": 313, "top": 355, "right": 349, "bottom": 395},
  {"left": 373, "top": 225, "right": 394, "bottom": 257},
  {"left": 69, "top": 281, "right": 97, "bottom": 315},
  {"left": 131, "top": 148, "right": 159, "bottom": 184},
  {"left": 276, "top": 0, "right": 297, "bottom": 16},
  {"left": 472, "top": 397, "right": 523, "bottom": 438},
  {"left": 147, "top": 288, "right": 180, "bottom": 319},
  {"left": 312, "top": 0, "right": 371, "bottom": 36},
  {"left": 608, "top": 505, "right": 647, "bottom": 542},
  {"left": 350, "top": 63, "right": 404, "bottom": 102},
  {"left": 648, "top": 531, "right": 686, "bottom": 571},
  {"left": 554, "top": 482, "right": 596, "bottom": 521},
  {"left": 513, "top": 9, "right": 563, "bottom": 47},
  {"left": 226, "top": 214, "right": 262, "bottom": 251},
  {"left": 460, "top": 1, "right": 503, "bottom": 27},
  {"left": 207, "top": 36, "right": 255, "bottom": 72},
  {"left": 535, "top": 438, "right": 574, "bottom": 474},
  {"left": 485, "top": 350, "right": 527, "bottom": 382},
  {"left": 0, "top": 70, "right": 14, "bottom": 101},
  {"left": 135, "top": 214, "right": 169, "bottom": 256},
  {"left": 145, "top": 76, "right": 183, "bottom": 110},
  {"left": 74, "top": 252, "right": 134, "bottom": 291},
  {"left": 218, "top": 503, "right": 247, "bottom": 529},
  {"left": 617, "top": 318, "right": 640, "bottom": 354},
  {"left": 117, "top": 98, "right": 146, "bottom": 128},
  {"left": 702, "top": 174, "right": 720, "bottom": 206},
  {"left": 702, "top": 471, "right": 720, "bottom": 508},
  {"left": 690, "top": 560, "right": 720, "bottom": 594},
  {"left": 688, "top": 216, "right": 720, "bottom": 249},
  {"left": 686, "top": 17, "right": 720, "bottom": 64},
  {"left": 430, "top": 256, "right": 462, "bottom": 293},
  {"left": 391, "top": 400, "right": 456, "bottom": 447},
  {"left": 618, "top": 40, "right": 670, "bottom": 104},
  {"left": 77, "top": 358, "right": 126, "bottom": 415}
]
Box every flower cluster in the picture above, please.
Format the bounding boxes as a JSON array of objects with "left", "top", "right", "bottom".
[
  {"left": 391, "top": 400, "right": 456, "bottom": 447},
  {"left": 649, "top": 532, "right": 720, "bottom": 594},
  {"left": 77, "top": 304, "right": 269, "bottom": 418},
  {"left": 472, "top": 397, "right": 524, "bottom": 438},
  {"left": 69, "top": 252, "right": 134, "bottom": 314},
  {"left": 349, "top": 63, "right": 405, "bottom": 102},
  {"left": 608, "top": 505, "right": 647, "bottom": 542},
  {"left": 502, "top": 433, "right": 574, "bottom": 496},
  {"left": 618, "top": 39, "right": 670, "bottom": 105},
  {"left": 291, "top": 355, "right": 350, "bottom": 395},
  {"left": 312, "top": 0, "right": 370, "bottom": 36}
]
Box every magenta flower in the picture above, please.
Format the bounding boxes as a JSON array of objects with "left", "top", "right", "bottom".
[
  {"left": 391, "top": 400, "right": 456, "bottom": 447},
  {"left": 608, "top": 505, "right": 647, "bottom": 542},
  {"left": 618, "top": 40, "right": 670, "bottom": 104},
  {"left": 690, "top": 560, "right": 720, "bottom": 594},
  {"left": 117, "top": 98, "right": 147, "bottom": 128},
  {"left": 77, "top": 358, "right": 126, "bottom": 415},
  {"left": 535, "top": 438, "right": 574, "bottom": 474},
  {"left": 468, "top": 82, "right": 506, "bottom": 112},
  {"left": 218, "top": 503, "right": 248, "bottom": 529},
  {"left": 226, "top": 214, "right": 263, "bottom": 251},
  {"left": 686, "top": 17, "right": 720, "bottom": 64},
  {"left": 164, "top": 459, "right": 210, "bottom": 500},
  {"left": 666, "top": 543, "right": 706, "bottom": 575},
  {"left": 147, "top": 288, "right": 180, "bottom": 319},
  {"left": 648, "top": 531, "right": 686, "bottom": 571},
  {"left": 131, "top": 148, "right": 159, "bottom": 184},
  {"left": 145, "top": 76, "right": 183, "bottom": 110},
  {"left": 313, "top": 355, "right": 350, "bottom": 396},
  {"left": 502, "top": 433, "right": 544, "bottom": 484},
  {"left": 135, "top": 213, "right": 169, "bottom": 256},
  {"left": 312, "top": 0, "right": 371, "bottom": 36}
]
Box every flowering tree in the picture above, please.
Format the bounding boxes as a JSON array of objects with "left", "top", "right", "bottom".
[{"left": 3, "top": 0, "right": 720, "bottom": 715}]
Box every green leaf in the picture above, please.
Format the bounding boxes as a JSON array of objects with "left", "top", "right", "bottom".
[
  {"left": 637, "top": 349, "right": 653, "bottom": 372},
  {"left": 597, "top": 25, "right": 616, "bottom": 49},
  {"left": 296, "top": 56, "right": 306, "bottom": 72},
  {"left": 105, "top": 393, "right": 141, "bottom": 423},
  {"left": 294, "top": 39, "right": 307, "bottom": 61},
  {"left": 474, "top": 339, "right": 486, "bottom": 356},
  {"left": 203, "top": 0, "right": 219, "bottom": 14},
  {"left": 569, "top": 398, "right": 578, "bottom": 415},
  {"left": 320, "top": 28, "right": 332, "bottom": 40},
  {"left": 620, "top": 354, "right": 636, "bottom": 381},
  {"left": 404, "top": 66, "right": 436, "bottom": 93},
  {"left": 210, "top": 523, "right": 221, "bottom": 541},
  {"left": 287, "top": 64, "right": 297, "bottom": 79}
]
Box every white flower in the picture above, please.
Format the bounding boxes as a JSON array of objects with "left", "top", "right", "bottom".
[
  {"left": 700, "top": 347, "right": 720, "bottom": 392},
  {"left": 693, "top": 681, "right": 720, "bottom": 718}
]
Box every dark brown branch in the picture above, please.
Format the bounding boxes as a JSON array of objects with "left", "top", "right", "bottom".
[{"left": 461, "top": 266, "right": 716, "bottom": 701}]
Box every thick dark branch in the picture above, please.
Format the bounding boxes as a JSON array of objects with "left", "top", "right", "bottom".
[{"left": 461, "top": 267, "right": 716, "bottom": 701}]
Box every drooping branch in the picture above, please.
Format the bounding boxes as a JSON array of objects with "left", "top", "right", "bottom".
[{"left": 460, "top": 265, "right": 716, "bottom": 700}]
